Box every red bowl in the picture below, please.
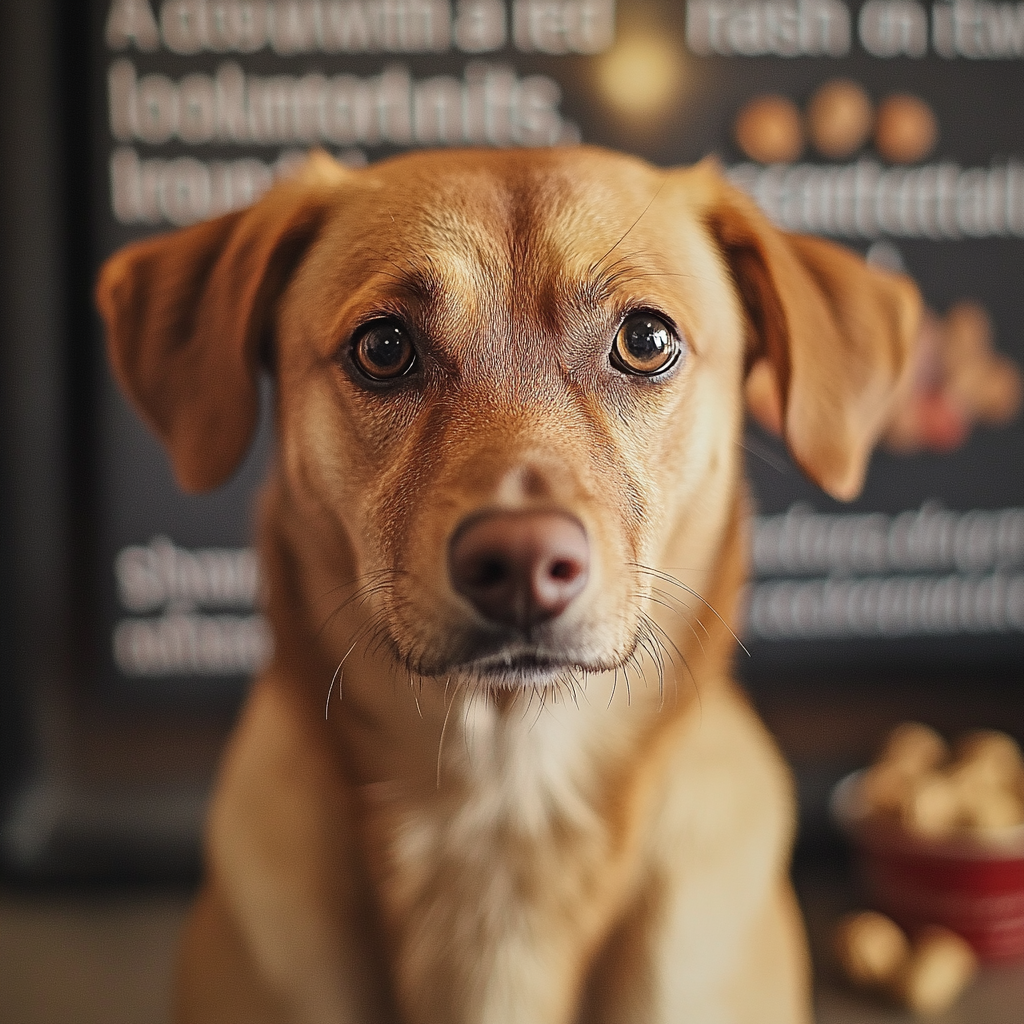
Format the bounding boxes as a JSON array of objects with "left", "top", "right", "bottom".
[{"left": 831, "top": 771, "right": 1024, "bottom": 964}]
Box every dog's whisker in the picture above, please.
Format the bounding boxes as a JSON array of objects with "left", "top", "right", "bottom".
[
  {"left": 462, "top": 687, "right": 480, "bottom": 760},
  {"left": 585, "top": 199, "right": 666, "bottom": 300},
  {"left": 641, "top": 609, "right": 701, "bottom": 712},
  {"left": 315, "top": 584, "right": 377, "bottom": 639},
  {"left": 315, "top": 567, "right": 405, "bottom": 604},
  {"left": 650, "top": 586, "right": 713, "bottom": 641},
  {"left": 645, "top": 594, "right": 709, "bottom": 655},
  {"left": 648, "top": 583, "right": 694, "bottom": 610},
  {"left": 323, "top": 593, "right": 397, "bottom": 719},
  {"left": 315, "top": 573, "right": 403, "bottom": 610},
  {"left": 634, "top": 630, "right": 655, "bottom": 692},
  {"left": 631, "top": 563, "right": 750, "bottom": 657},
  {"left": 588, "top": 184, "right": 665, "bottom": 276},
  {"left": 564, "top": 670, "right": 581, "bottom": 710},
  {"left": 643, "top": 619, "right": 668, "bottom": 694},
  {"left": 608, "top": 666, "right": 619, "bottom": 709},
  {"left": 332, "top": 616, "right": 380, "bottom": 681},
  {"left": 579, "top": 669, "right": 592, "bottom": 704},
  {"left": 637, "top": 618, "right": 668, "bottom": 710},
  {"left": 325, "top": 659, "right": 344, "bottom": 720},
  {"left": 634, "top": 626, "right": 658, "bottom": 691},
  {"left": 639, "top": 611, "right": 684, "bottom": 679},
  {"left": 738, "top": 431, "right": 791, "bottom": 475},
  {"left": 366, "top": 617, "right": 395, "bottom": 661},
  {"left": 589, "top": 258, "right": 694, "bottom": 301},
  {"left": 522, "top": 680, "right": 536, "bottom": 719},
  {"left": 409, "top": 670, "right": 423, "bottom": 719},
  {"left": 502, "top": 684, "right": 522, "bottom": 716},
  {"left": 639, "top": 611, "right": 692, "bottom": 712},
  {"left": 528, "top": 683, "right": 549, "bottom": 732},
  {"left": 315, "top": 576, "right": 399, "bottom": 640},
  {"left": 639, "top": 587, "right": 711, "bottom": 709},
  {"left": 436, "top": 676, "right": 459, "bottom": 789},
  {"left": 366, "top": 249, "right": 438, "bottom": 292}
]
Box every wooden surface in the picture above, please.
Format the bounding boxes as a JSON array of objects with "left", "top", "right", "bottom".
[
  {"left": 1, "top": 862, "right": 1021, "bottom": 1024},
  {"left": 796, "top": 857, "right": 1024, "bottom": 1024}
]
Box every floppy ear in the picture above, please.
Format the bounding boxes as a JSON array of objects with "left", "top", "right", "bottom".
[
  {"left": 96, "top": 153, "right": 349, "bottom": 493},
  {"left": 700, "top": 173, "right": 921, "bottom": 500}
]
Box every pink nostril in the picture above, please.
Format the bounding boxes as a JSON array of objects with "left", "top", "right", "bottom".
[{"left": 448, "top": 511, "right": 590, "bottom": 630}]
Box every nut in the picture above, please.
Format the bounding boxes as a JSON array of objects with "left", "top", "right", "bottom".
[
  {"left": 875, "top": 94, "right": 937, "bottom": 164},
  {"left": 734, "top": 95, "right": 803, "bottom": 164},
  {"left": 857, "top": 723, "right": 1024, "bottom": 844},
  {"left": 879, "top": 722, "right": 947, "bottom": 776},
  {"left": 890, "top": 925, "right": 977, "bottom": 1015},
  {"left": 901, "top": 772, "right": 960, "bottom": 840},
  {"left": 954, "top": 730, "right": 1024, "bottom": 782},
  {"left": 963, "top": 788, "right": 1024, "bottom": 834},
  {"left": 859, "top": 762, "right": 913, "bottom": 817},
  {"left": 807, "top": 79, "right": 873, "bottom": 160},
  {"left": 834, "top": 911, "right": 910, "bottom": 987}
]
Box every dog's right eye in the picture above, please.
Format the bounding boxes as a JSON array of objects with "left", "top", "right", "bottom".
[
  {"left": 351, "top": 319, "right": 417, "bottom": 381},
  {"left": 611, "top": 313, "right": 682, "bottom": 377}
]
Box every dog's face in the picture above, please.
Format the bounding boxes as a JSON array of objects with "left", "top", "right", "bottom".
[
  {"left": 98, "top": 147, "right": 919, "bottom": 692},
  {"left": 274, "top": 150, "right": 747, "bottom": 686}
]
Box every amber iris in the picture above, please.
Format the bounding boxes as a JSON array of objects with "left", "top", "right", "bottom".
[
  {"left": 611, "top": 313, "right": 680, "bottom": 376},
  {"left": 352, "top": 320, "right": 416, "bottom": 380}
]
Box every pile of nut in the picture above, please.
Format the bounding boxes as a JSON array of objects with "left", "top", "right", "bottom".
[
  {"left": 834, "top": 724, "right": 1024, "bottom": 1014},
  {"left": 855, "top": 723, "right": 1024, "bottom": 841},
  {"left": 835, "top": 912, "right": 977, "bottom": 1015}
]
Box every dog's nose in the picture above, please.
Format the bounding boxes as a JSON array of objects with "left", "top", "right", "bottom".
[{"left": 448, "top": 511, "right": 590, "bottom": 629}]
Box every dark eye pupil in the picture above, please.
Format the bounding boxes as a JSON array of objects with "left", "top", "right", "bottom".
[
  {"left": 625, "top": 317, "right": 669, "bottom": 359},
  {"left": 353, "top": 320, "right": 415, "bottom": 380},
  {"left": 364, "top": 325, "right": 407, "bottom": 369}
]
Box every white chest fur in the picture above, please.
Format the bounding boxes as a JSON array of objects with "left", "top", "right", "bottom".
[{"left": 376, "top": 691, "right": 644, "bottom": 1024}]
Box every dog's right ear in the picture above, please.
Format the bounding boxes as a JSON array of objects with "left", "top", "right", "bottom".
[{"left": 96, "top": 153, "right": 349, "bottom": 493}]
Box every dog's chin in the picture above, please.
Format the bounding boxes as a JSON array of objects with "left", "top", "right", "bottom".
[{"left": 452, "top": 652, "right": 584, "bottom": 690}]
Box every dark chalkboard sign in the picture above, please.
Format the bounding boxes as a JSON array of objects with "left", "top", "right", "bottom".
[
  {"left": 1, "top": 0, "right": 1020, "bottom": 875},
  {"left": 91, "top": 0, "right": 1024, "bottom": 701}
]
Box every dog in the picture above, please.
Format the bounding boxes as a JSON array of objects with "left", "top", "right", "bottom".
[{"left": 97, "top": 145, "right": 920, "bottom": 1024}]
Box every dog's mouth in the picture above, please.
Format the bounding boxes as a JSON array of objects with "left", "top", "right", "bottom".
[
  {"left": 456, "top": 650, "right": 582, "bottom": 688},
  {"left": 406, "top": 635, "right": 636, "bottom": 692},
  {"left": 386, "top": 585, "right": 643, "bottom": 692}
]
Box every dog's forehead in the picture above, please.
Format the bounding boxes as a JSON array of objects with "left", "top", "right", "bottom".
[
  {"left": 335, "top": 149, "right": 683, "bottom": 296},
  {"left": 366, "top": 147, "right": 664, "bottom": 236}
]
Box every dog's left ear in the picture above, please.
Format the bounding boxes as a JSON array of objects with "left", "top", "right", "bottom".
[
  {"left": 97, "top": 153, "right": 348, "bottom": 493},
  {"left": 691, "top": 166, "right": 921, "bottom": 500}
]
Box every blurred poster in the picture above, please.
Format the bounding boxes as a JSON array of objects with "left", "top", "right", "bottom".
[{"left": 92, "top": 0, "right": 1023, "bottom": 701}]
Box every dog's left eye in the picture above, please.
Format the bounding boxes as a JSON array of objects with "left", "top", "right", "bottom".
[
  {"left": 352, "top": 320, "right": 417, "bottom": 380},
  {"left": 611, "top": 313, "right": 682, "bottom": 377}
]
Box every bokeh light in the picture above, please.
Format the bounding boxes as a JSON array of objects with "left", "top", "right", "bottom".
[{"left": 597, "top": 30, "right": 684, "bottom": 121}]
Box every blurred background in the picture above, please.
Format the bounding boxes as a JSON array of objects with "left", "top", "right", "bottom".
[{"left": 1, "top": 1, "right": 1021, "bottom": 1021}]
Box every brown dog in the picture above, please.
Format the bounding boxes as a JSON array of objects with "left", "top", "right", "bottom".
[{"left": 97, "top": 146, "right": 919, "bottom": 1024}]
